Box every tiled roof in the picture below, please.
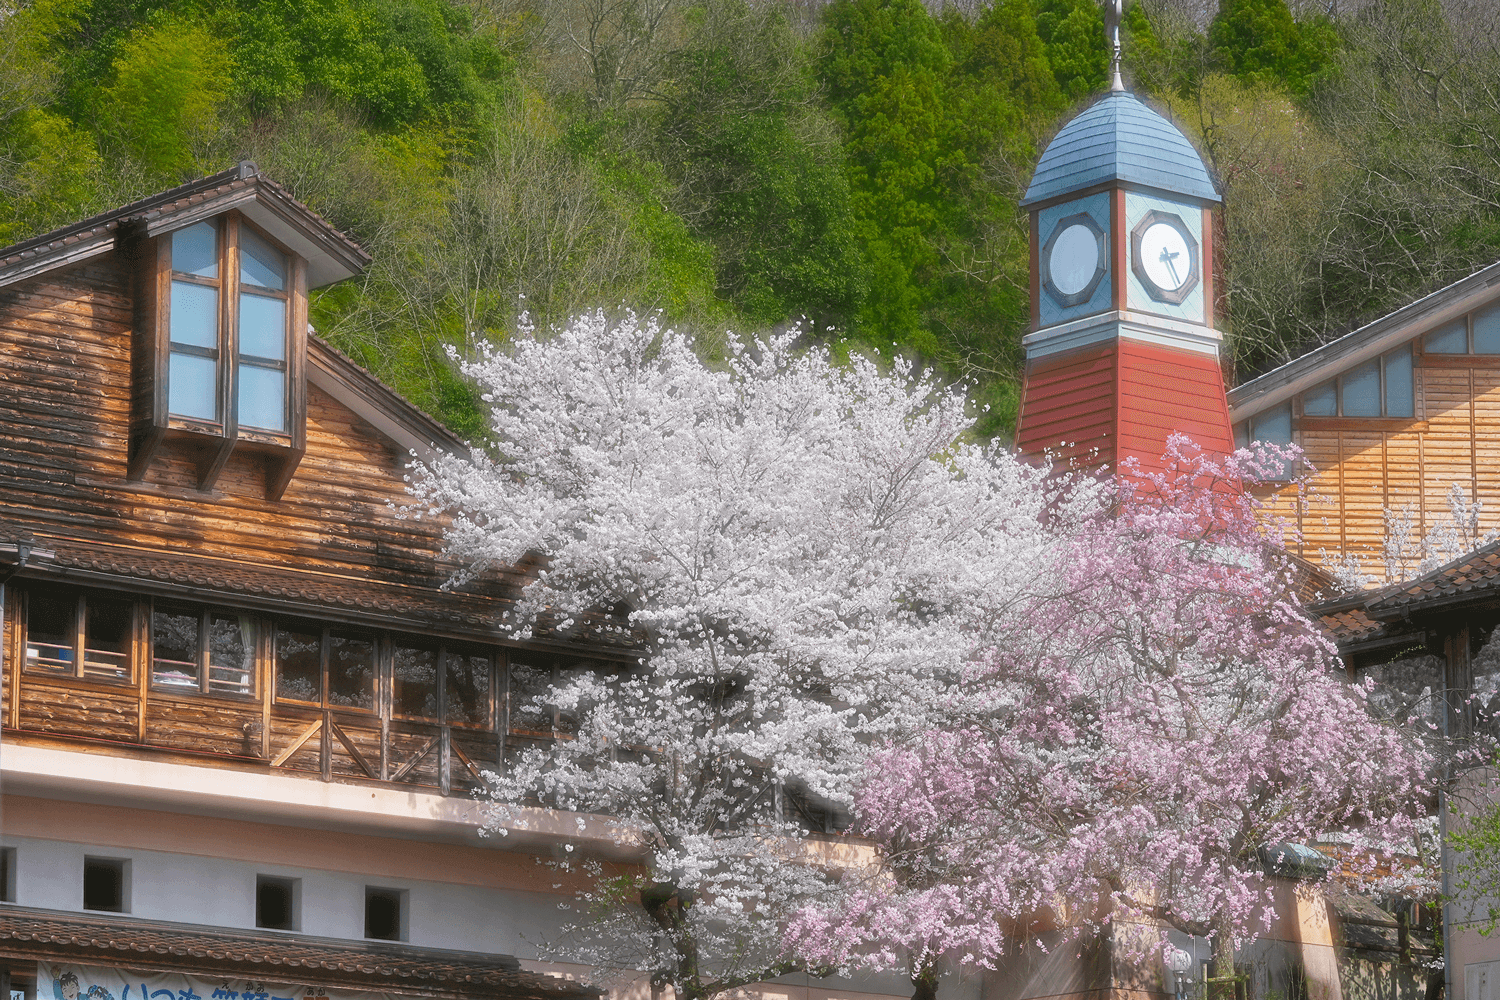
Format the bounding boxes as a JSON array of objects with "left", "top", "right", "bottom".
[
  {"left": 1363, "top": 536, "right": 1500, "bottom": 618},
  {"left": 1021, "top": 91, "right": 1220, "bottom": 207},
  {"left": 4, "top": 531, "right": 640, "bottom": 655},
  {"left": 0, "top": 162, "right": 370, "bottom": 289},
  {"left": 0, "top": 907, "right": 597, "bottom": 1000},
  {"left": 1317, "top": 602, "right": 1391, "bottom": 646}
]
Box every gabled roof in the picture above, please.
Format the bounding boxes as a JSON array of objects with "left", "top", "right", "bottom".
[
  {"left": 1021, "top": 91, "right": 1220, "bottom": 208},
  {"left": 0, "top": 161, "right": 371, "bottom": 289},
  {"left": 1228, "top": 258, "right": 1500, "bottom": 423}
]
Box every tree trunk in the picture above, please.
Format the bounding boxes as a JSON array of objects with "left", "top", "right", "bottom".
[
  {"left": 910, "top": 959, "right": 939, "bottom": 1000},
  {"left": 1209, "top": 921, "right": 1238, "bottom": 1000}
]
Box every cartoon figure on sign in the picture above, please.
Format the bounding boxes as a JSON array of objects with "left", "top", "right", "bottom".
[
  {"left": 87, "top": 986, "right": 115, "bottom": 1000},
  {"left": 55, "top": 972, "right": 81, "bottom": 1000}
]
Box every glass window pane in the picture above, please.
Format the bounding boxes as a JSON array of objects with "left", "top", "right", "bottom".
[
  {"left": 84, "top": 594, "right": 132, "bottom": 681},
  {"left": 170, "top": 281, "right": 218, "bottom": 348},
  {"left": 240, "top": 227, "right": 286, "bottom": 290},
  {"left": 1475, "top": 304, "right": 1500, "bottom": 353},
  {"left": 1303, "top": 381, "right": 1336, "bottom": 417},
  {"left": 1341, "top": 360, "right": 1382, "bottom": 416},
  {"left": 276, "top": 627, "right": 322, "bottom": 703},
  {"left": 393, "top": 643, "right": 439, "bottom": 719},
  {"left": 1425, "top": 319, "right": 1467, "bottom": 354},
  {"left": 26, "top": 585, "right": 75, "bottom": 672},
  {"left": 508, "top": 652, "right": 553, "bottom": 732},
  {"left": 239, "top": 292, "right": 286, "bottom": 360},
  {"left": 152, "top": 607, "right": 201, "bottom": 688},
  {"left": 238, "top": 363, "right": 286, "bottom": 432},
  {"left": 1233, "top": 423, "right": 1248, "bottom": 450},
  {"left": 1384, "top": 346, "right": 1414, "bottom": 418},
  {"left": 1250, "top": 404, "right": 1292, "bottom": 445},
  {"left": 169, "top": 351, "right": 218, "bottom": 421},
  {"left": 172, "top": 221, "right": 218, "bottom": 278},
  {"left": 208, "top": 614, "right": 254, "bottom": 695},
  {"left": 329, "top": 632, "right": 376, "bottom": 709},
  {"left": 446, "top": 652, "right": 491, "bottom": 727}
]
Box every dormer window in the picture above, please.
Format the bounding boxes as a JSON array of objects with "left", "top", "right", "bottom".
[
  {"left": 166, "top": 218, "right": 292, "bottom": 432},
  {"left": 131, "top": 209, "right": 309, "bottom": 496}
]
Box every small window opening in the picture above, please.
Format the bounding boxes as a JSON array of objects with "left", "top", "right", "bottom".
[
  {"left": 82, "top": 857, "right": 127, "bottom": 912},
  {"left": 255, "top": 875, "right": 298, "bottom": 931},
  {"left": 0, "top": 847, "right": 15, "bottom": 902},
  {"left": 365, "top": 886, "right": 406, "bottom": 941}
]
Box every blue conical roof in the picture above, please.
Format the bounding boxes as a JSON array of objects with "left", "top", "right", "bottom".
[{"left": 1020, "top": 91, "right": 1220, "bottom": 207}]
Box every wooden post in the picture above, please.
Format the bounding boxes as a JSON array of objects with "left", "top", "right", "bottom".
[
  {"left": 320, "top": 709, "right": 332, "bottom": 781},
  {"left": 1445, "top": 624, "right": 1473, "bottom": 737},
  {"left": 439, "top": 726, "right": 452, "bottom": 796}
]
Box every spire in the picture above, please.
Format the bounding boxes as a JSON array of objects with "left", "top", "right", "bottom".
[{"left": 1106, "top": 0, "right": 1124, "bottom": 92}]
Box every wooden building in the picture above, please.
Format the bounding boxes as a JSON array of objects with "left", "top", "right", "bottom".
[
  {"left": 1229, "top": 264, "right": 1500, "bottom": 585},
  {"left": 0, "top": 163, "right": 937, "bottom": 1000}
]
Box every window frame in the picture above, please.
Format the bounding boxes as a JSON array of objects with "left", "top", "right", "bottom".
[
  {"left": 1299, "top": 344, "right": 1415, "bottom": 420},
  {"left": 20, "top": 585, "right": 136, "bottom": 686},
  {"left": 148, "top": 601, "right": 260, "bottom": 700},
  {"left": 130, "top": 210, "right": 309, "bottom": 496},
  {"left": 1422, "top": 301, "right": 1500, "bottom": 356},
  {"left": 273, "top": 621, "right": 382, "bottom": 716}
]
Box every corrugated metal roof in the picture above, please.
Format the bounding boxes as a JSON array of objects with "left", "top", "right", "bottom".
[{"left": 1021, "top": 91, "right": 1220, "bottom": 207}]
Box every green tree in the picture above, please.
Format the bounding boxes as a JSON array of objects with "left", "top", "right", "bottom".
[
  {"left": 656, "top": 0, "right": 865, "bottom": 329},
  {"left": 96, "top": 19, "right": 232, "bottom": 182},
  {"left": 818, "top": 0, "right": 958, "bottom": 348},
  {"left": 1035, "top": 0, "right": 1106, "bottom": 102},
  {"left": 1208, "top": 0, "right": 1337, "bottom": 97}
]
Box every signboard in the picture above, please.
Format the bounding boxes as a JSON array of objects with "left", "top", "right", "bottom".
[{"left": 39, "top": 962, "right": 397, "bottom": 1000}]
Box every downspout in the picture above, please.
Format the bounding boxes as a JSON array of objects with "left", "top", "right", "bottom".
[{"left": 0, "top": 537, "right": 31, "bottom": 846}]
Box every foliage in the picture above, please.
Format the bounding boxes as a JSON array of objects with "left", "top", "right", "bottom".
[
  {"left": 1207, "top": 0, "right": 1336, "bottom": 97},
  {"left": 789, "top": 438, "right": 1433, "bottom": 982},
  {"left": 94, "top": 19, "right": 231, "bottom": 183},
  {"left": 405, "top": 310, "right": 1101, "bottom": 1000}
]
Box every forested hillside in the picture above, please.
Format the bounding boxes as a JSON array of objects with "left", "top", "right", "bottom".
[{"left": 2, "top": 0, "right": 1498, "bottom": 439}]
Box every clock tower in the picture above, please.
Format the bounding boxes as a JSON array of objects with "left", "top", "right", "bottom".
[{"left": 1014, "top": 83, "right": 1233, "bottom": 475}]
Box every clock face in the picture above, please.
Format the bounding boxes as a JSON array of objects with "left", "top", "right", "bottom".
[
  {"left": 1048, "top": 223, "right": 1101, "bottom": 296},
  {"left": 1129, "top": 210, "right": 1200, "bottom": 305},
  {"left": 1139, "top": 222, "right": 1191, "bottom": 291},
  {"left": 1041, "top": 212, "right": 1106, "bottom": 308}
]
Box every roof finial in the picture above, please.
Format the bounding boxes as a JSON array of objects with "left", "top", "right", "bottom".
[{"left": 1106, "top": 0, "right": 1125, "bottom": 91}]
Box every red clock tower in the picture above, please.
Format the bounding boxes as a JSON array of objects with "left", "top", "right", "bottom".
[{"left": 1014, "top": 84, "right": 1232, "bottom": 476}]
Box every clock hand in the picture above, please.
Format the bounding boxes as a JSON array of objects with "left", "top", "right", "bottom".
[{"left": 1159, "top": 246, "right": 1181, "bottom": 285}]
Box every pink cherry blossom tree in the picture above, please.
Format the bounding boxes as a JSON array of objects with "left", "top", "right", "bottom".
[
  {"left": 405, "top": 311, "right": 1107, "bottom": 1000},
  {"left": 788, "top": 439, "right": 1434, "bottom": 997}
]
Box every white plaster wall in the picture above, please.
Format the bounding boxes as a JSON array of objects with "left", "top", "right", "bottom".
[{"left": 0, "top": 834, "right": 569, "bottom": 956}]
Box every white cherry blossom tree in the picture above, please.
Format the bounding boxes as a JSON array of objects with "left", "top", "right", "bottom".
[{"left": 406, "top": 311, "right": 1102, "bottom": 1000}]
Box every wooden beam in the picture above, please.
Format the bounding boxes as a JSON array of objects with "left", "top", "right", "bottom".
[
  {"left": 270, "top": 717, "right": 322, "bottom": 767},
  {"left": 390, "top": 736, "right": 437, "bottom": 782},
  {"left": 328, "top": 717, "right": 376, "bottom": 779}
]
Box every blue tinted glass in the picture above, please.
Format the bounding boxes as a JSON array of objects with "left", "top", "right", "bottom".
[
  {"left": 239, "top": 293, "right": 286, "bottom": 360},
  {"left": 1234, "top": 423, "right": 1248, "bottom": 450},
  {"left": 1252, "top": 404, "right": 1292, "bottom": 445},
  {"left": 170, "top": 281, "right": 218, "bottom": 348},
  {"left": 1475, "top": 304, "right": 1500, "bottom": 353},
  {"left": 1341, "top": 359, "right": 1382, "bottom": 416},
  {"left": 1425, "top": 319, "right": 1467, "bottom": 354},
  {"left": 240, "top": 227, "right": 286, "bottom": 290},
  {"left": 239, "top": 363, "right": 286, "bottom": 431},
  {"left": 1303, "top": 381, "right": 1336, "bottom": 416},
  {"left": 169, "top": 352, "right": 217, "bottom": 420},
  {"left": 1384, "top": 346, "right": 1414, "bottom": 417},
  {"left": 172, "top": 221, "right": 218, "bottom": 277}
]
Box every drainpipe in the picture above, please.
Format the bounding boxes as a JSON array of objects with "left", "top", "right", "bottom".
[{"left": 0, "top": 536, "right": 45, "bottom": 851}]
